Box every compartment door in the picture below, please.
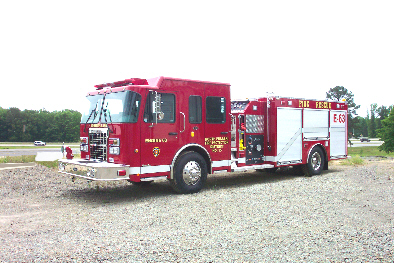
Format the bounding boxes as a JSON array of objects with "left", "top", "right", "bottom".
[
  {"left": 330, "top": 110, "right": 347, "bottom": 158},
  {"left": 276, "top": 108, "right": 303, "bottom": 164},
  {"left": 303, "top": 109, "right": 329, "bottom": 139}
]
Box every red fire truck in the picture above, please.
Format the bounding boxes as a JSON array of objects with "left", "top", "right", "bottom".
[{"left": 59, "top": 76, "right": 348, "bottom": 194}]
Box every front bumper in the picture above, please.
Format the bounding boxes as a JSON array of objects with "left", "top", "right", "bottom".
[{"left": 58, "top": 159, "right": 130, "bottom": 181}]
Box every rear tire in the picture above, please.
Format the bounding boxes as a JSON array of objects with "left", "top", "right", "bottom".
[
  {"left": 302, "top": 147, "right": 325, "bottom": 177},
  {"left": 170, "top": 152, "right": 207, "bottom": 194}
]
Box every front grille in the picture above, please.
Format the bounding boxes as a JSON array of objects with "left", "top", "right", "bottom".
[{"left": 89, "top": 128, "right": 108, "bottom": 161}]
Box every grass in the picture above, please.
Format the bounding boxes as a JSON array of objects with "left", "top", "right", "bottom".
[
  {"left": 0, "top": 146, "right": 61, "bottom": 149},
  {"left": 347, "top": 146, "right": 394, "bottom": 157},
  {"left": 35, "top": 161, "right": 60, "bottom": 169},
  {"left": 339, "top": 155, "right": 365, "bottom": 166},
  {"left": 340, "top": 146, "right": 394, "bottom": 166},
  {"left": 0, "top": 155, "right": 36, "bottom": 163}
]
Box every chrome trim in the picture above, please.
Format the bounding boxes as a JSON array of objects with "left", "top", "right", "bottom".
[{"left": 170, "top": 144, "right": 212, "bottom": 180}]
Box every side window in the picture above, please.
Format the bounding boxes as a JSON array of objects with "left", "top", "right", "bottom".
[
  {"left": 206, "top": 96, "right": 226, "bottom": 123},
  {"left": 189, "top": 95, "right": 202, "bottom": 124},
  {"left": 144, "top": 92, "right": 176, "bottom": 123}
]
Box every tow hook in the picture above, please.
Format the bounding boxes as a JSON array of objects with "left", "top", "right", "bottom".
[{"left": 71, "top": 176, "right": 76, "bottom": 182}]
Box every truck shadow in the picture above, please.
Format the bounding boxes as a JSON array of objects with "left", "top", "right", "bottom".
[
  {"left": 62, "top": 167, "right": 339, "bottom": 204},
  {"left": 206, "top": 168, "right": 306, "bottom": 190}
]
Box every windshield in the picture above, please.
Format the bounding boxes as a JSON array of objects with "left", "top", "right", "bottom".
[{"left": 81, "top": 91, "right": 141, "bottom": 123}]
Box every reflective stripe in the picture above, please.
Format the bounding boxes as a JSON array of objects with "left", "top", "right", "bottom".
[
  {"left": 238, "top": 157, "right": 246, "bottom": 164},
  {"left": 140, "top": 165, "right": 171, "bottom": 174},
  {"left": 129, "top": 167, "right": 141, "bottom": 174},
  {"left": 212, "top": 160, "right": 231, "bottom": 168}
]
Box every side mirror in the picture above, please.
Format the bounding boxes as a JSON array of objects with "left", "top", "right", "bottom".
[{"left": 151, "top": 92, "right": 164, "bottom": 123}]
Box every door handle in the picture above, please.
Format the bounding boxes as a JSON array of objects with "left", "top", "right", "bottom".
[
  {"left": 221, "top": 132, "right": 228, "bottom": 135},
  {"left": 169, "top": 132, "right": 178, "bottom": 135},
  {"left": 180, "top": 112, "right": 185, "bottom": 133}
]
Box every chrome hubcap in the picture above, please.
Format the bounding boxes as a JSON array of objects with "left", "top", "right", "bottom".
[
  {"left": 183, "top": 161, "right": 201, "bottom": 185},
  {"left": 311, "top": 152, "right": 322, "bottom": 171}
]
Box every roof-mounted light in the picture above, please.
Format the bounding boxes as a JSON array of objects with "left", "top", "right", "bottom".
[{"left": 94, "top": 78, "right": 148, "bottom": 90}]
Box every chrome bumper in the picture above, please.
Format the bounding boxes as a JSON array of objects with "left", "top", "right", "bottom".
[{"left": 58, "top": 159, "right": 130, "bottom": 181}]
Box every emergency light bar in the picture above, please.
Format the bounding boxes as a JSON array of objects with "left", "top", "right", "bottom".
[{"left": 95, "top": 78, "right": 148, "bottom": 90}]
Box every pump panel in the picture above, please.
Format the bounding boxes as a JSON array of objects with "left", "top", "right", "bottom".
[{"left": 245, "top": 135, "right": 264, "bottom": 164}]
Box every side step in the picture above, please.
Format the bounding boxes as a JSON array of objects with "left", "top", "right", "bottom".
[{"left": 232, "top": 164, "right": 275, "bottom": 172}]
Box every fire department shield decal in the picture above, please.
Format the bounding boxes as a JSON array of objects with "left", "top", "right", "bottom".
[{"left": 153, "top": 147, "right": 160, "bottom": 157}]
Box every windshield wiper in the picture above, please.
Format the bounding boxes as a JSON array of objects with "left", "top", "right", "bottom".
[
  {"left": 103, "top": 102, "right": 114, "bottom": 133},
  {"left": 98, "top": 94, "right": 107, "bottom": 123},
  {"left": 83, "top": 102, "right": 99, "bottom": 132}
]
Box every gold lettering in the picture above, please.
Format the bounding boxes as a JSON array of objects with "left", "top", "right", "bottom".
[
  {"left": 300, "top": 100, "right": 310, "bottom": 108},
  {"left": 91, "top": 123, "right": 108, "bottom": 128},
  {"left": 145, "top": 138, "right": 168, "bottom": 143},
  {"left": 210, "top": 145, "right": 224, "bottom": 149},
  {"left": 205, "top": 137, "right": 229, "bottom": 146}
]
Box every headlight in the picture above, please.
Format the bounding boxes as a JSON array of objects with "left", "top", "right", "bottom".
[
  {"left": 109, "top": 146, "right": 120, "bottom": 155},
  {"left": 80, "top": 144, "right": 89, "bottom": 152}
]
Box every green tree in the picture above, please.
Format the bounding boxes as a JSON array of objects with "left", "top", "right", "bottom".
[
  {"left": 326, "top": 86, "right": 360, "bottom": 117},
  {"left": 0, "top": 107, "right": 8, "bottom": 141},
  {"left": 378, "top": 107, "right": 394, "bottom": 153},
  {"left": 376, "top": 105, "right": 391, "bottom": 130},
  {"left": 368, "top": 103, "right": 377, "bottom": 138},
  {"left": 326, "top": 86, "right": 360, "bottom": 137},
  {"left": 0, "top": 107, "right": 81, "bottom": 142},
  {"left": 53, "top": 110, "right": 82, "bottom": 142},
  {"left": 6, "top": 108, "right": 23, "bottom": 142},
  {"left": 352, "top": 116, "right": 368, "bottom": 138}
]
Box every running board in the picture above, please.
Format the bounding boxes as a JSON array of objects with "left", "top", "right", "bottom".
[{"left": 232, "top": 164, "right": 275, "bottom": 172}]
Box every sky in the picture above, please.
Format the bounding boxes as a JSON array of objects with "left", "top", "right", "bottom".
[{"left": 1, "top": 0, "right": 393, "bottom": 117}]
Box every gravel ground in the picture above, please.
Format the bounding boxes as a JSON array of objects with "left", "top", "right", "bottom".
[{"left": 0, "top": 160, "right": 393, "bottom": 262}]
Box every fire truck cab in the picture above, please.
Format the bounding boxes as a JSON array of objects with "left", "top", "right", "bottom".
[{"left": 59, "top": 76, "right": 348, "bottom": 194}]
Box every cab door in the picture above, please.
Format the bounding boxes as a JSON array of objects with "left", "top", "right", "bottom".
[
  {"left": 204, "top": 84, "right": 231, "bottom": 170},
  {"left": 140, "top": 91, "right": 179, "bottom": 175}
]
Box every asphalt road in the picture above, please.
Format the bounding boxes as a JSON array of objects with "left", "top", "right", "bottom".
[
  {"left": 0, "top": 147, "right": 80, "bottom": 157},
  {"left": 349, "top": 139, "right": 383, "bottom": 147}
]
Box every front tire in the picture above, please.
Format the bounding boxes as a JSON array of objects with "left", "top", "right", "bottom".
[
  {"left": 170, "top": 152, "right": 207, "bottom": 194},
  {"left": 302, "top": 147, "right": 325, "bottom": 177}
]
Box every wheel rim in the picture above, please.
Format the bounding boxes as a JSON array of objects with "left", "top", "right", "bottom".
[
  {"left": 183, "top": 161, "right": 201, "bottom": 185},
  {"left": 311, "top": 151, "right": 322, "bottom": 171}
]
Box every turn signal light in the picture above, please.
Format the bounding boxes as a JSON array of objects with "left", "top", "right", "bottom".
[{"left": 109, "top": 138, "right": 120, "bottom": 146}]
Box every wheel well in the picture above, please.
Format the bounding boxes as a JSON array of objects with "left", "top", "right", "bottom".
[
  {"left": 171, "top": 144, "right": 212, "bottom": 179},
  {"left": 309, "top": 144, "right": 328, "bottom": 170}
]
